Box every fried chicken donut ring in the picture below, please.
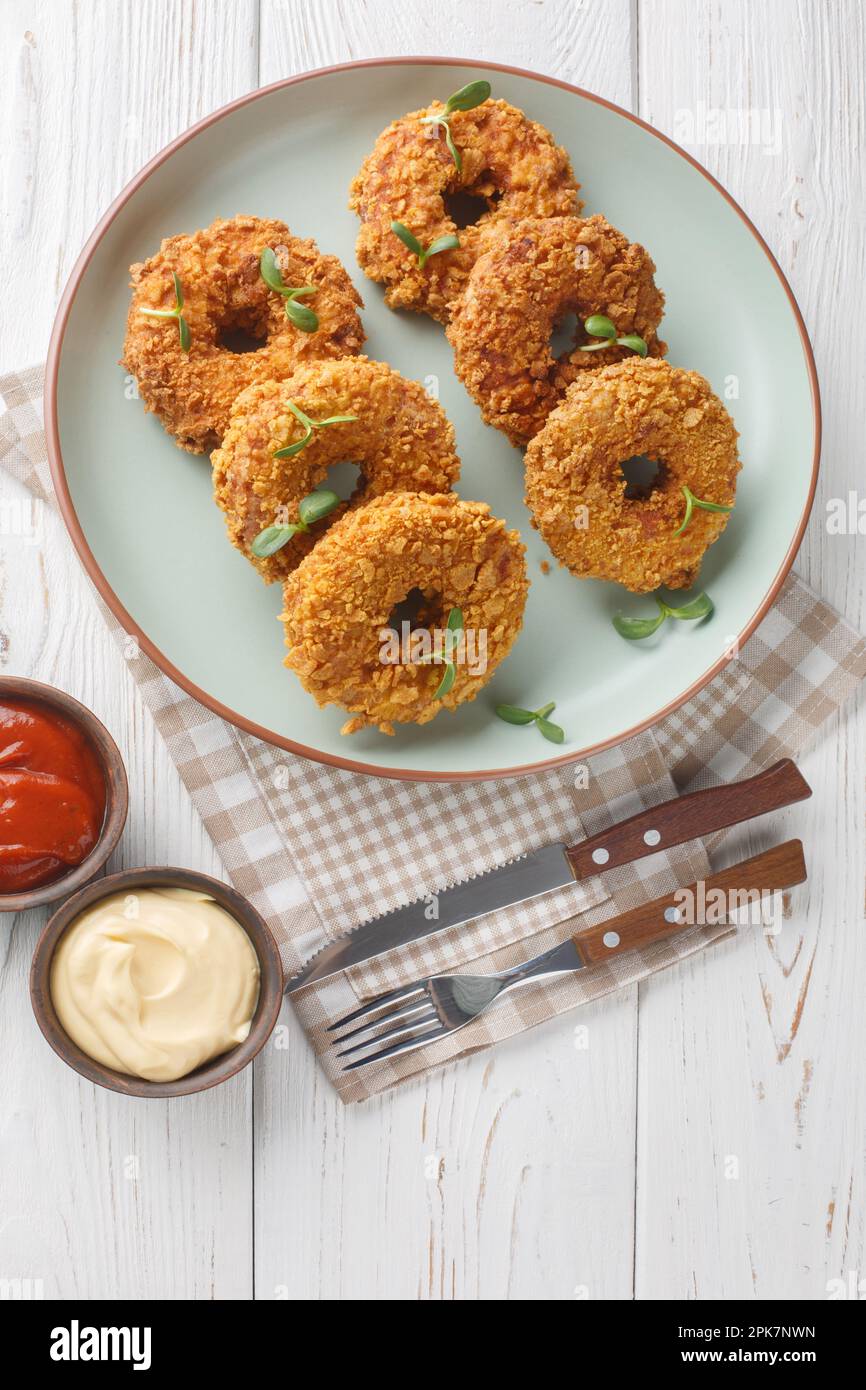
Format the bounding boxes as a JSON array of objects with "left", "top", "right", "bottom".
[
  {"left": 524, "top": 358, "right": 740, "bottom": 593},
  {"left": 281, "top": 492, "right": 528, "bottom": 734},
  {"left": 349, "top": 97, "right": 581, "bottom": 323},
  {"left": 211, "top": 357, "right": 461, "bottom": 583},
  {"left": 447, "top": 215, "right": 667, "bottom": 445},
  {"left": 121, "top": 216, "right": 365, "bottom": 453}
]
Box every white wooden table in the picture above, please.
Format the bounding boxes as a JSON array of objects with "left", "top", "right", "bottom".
[{"left": 1, "top": 0, "right": 863, "bottom": 1301}]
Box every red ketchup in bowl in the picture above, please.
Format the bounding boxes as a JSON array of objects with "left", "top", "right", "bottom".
[{"left": 0, "top": 699, "right": 106, "bottom": 894}]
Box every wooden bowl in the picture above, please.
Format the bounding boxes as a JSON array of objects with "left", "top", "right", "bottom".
[
  {"left": 0, "top": 676, "right": 129, "bottom": 912},
  {"left": 30, "top": 866, "right": 285, "bottom": 1097}
]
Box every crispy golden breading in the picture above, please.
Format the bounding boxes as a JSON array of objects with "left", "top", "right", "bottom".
[
  {"left": 349, "top": 98, "right": 581, "bottom": 323},
  {"left": 121, "top": 216, "right": 365, "bottom": 453},
  {"left": 281, "top": 493, "right": 528, "bottom": 734},
  {"left": 524, "top": 358, "right": 740, "bottom": 593},
  {"left": 447, "top": 215, "right": 667, "bottom": 445},
  {"left": 211, "top": 357, "right": 461, "bottom": 583}
]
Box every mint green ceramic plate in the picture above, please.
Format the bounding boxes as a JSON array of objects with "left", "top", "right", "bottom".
[{"left": 47, "top": 59, "right": 819, "bottom": 782}]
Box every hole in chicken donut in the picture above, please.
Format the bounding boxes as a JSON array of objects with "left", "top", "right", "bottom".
[
  {"left": 620, "top": 454, "right": 665, "bottom": 500},
  {"left": 388, "top": 586, "right": 445, "bottom": 637},
  {"left": 218, "top": 325, "right": 269, "bottom": 355},
  {"left": 322, "top": 460, "right": 364, "bottom": 502},
  {"left": 549, "top": 310, "right": 581, "bottom": 360},
  {"left": 444, "top": 188, "right": 494, "bottom": 229}
]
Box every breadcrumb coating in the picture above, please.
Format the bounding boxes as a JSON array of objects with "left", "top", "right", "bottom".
[
  {"left": 524, "top": 358, "right": 740, "bottom": 593},
  {"left": 349, "top": 97, "right": 581, "bottom": 322},
  {"left": 447, "top": 214, "right": 667, "bottom": 445},
  {"left": 211, "top": 357, "right": 460, "bottom": 582},
  {"left": 281, "top": 492, "right": 528, "bottom": 733},
  {"left": 121, "top": 216, "right": 365, "bottom": 453}
]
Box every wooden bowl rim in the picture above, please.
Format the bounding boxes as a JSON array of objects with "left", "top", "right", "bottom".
[
  {"left": 0, "top": 676, "right": 129, "bottom": 911},
  {"left": 29, "top": 865, "right": 285, "bottom": 1097}
]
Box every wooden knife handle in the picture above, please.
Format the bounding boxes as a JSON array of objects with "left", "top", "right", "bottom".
[
  {"left": 573, "top": 840, "right": 807, "bottom": 967},
  {"left": 566, "top": 759, "right": 810, "bottom": 880}
]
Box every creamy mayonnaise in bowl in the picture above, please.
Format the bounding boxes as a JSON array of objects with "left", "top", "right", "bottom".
[{"left": 50, "top": 887, "right": 261, "bottom": 1083}]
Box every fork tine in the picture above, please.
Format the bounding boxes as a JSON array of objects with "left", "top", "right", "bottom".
[
  {"left": 336, "top": 1009, "right": 440, "bottom": 1058},
  {"left": 330, "top": 995, "right": 436, "bottom": 1046},
  {"left": 325, "top": 981, "right": 427, "bottom": 1033},
  {"left": 342, "top": 1023, "right": 448, "bottom": 1071}
]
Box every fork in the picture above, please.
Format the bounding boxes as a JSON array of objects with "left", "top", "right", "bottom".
[{"left": 328, "top": 840, "right": 807, "bottom": 1069}]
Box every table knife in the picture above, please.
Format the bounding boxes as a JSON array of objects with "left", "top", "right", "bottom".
[{"left": 286, "top": 757, "right": 810, "bottom": 992}]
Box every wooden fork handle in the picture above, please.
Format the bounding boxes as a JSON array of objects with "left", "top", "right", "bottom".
[
  {"left": 566, "top": 759, "right": 810, "bottom": 880},
  {"left": 573, "top": 840, "right": 807, "bottom": 967}
]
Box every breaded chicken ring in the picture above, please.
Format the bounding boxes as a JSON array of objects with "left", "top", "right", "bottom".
[
  {"left": 281, "top": 492, "right": 528, "bottom": 734},
  {"left": 211, "top": 357, "right": 461, "bottom": 583},
  {"left": 121, "top": 216, "right": 365, "bottom": 453},
  {"left": 447, "top": 215, "right": 667, "bottom": 445},
  {"left": 349, "top": 97, "right": 581, "bottom": 323},
  {"left": 524, "top": 358, "right": 740, "bottom": 593}
]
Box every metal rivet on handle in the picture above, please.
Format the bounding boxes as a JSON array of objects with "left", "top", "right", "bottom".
[
  {"left": 591, "top": 848, "right": 609, "bottom": 865},
  {"left": 602, "top": 931, "right": 620, "bottom": 949},
  {"left": 643, "top": 828, "right": 661, "bottom": 846},
  {"left": 664, "top": 906, "right": 681, "bottom": 924}
]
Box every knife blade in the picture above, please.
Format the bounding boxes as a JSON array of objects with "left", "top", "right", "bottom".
[
  {"left": 286, "top": 757, "right": 811, "bottom": 993},
  {"left": 286, "top": 843, "right": 574, "bottom": 992}
]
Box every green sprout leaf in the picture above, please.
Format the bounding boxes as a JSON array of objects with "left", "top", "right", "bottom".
[
  {"left": 495, "top": 704, "right": 538, "bottom": 725},
  {"left": 251, "top": 488, "right": 343, "bottom": 558},
  {"left": 663, "top": 591, "right": 715, "bottom": 622},
  {"left": 420, "top": 79, "right": 491, "bottom": 171},
  {"left": 584, "top": 314, "right": 616, "bottom": 340},
  {"left": 674, "top": 484, "right": 735, "bottom": 536},
  {"left": 259, "top": 248, "right": 319, "bottom": 332},
  {"left": 536, "top": 717, "right": 565, "bottom": 744},
  {"left": 446, "top": 605, "right": 464, "bottom": 636},
  {"left": 495, "top": 699, "right": 566, "bottom": 741},
  {"left": 391, "top": 221, "right": 459, "bottom": 268},
  {"left": 138, "top": 271, "right": 191, "bottom": 352},
  {"left": 443, "top": 79, "right": 491, "bottom": 113},
  {"left": 422, "top": 233, "right": 460, "bottom": 265},
  {"left": 612, "top": 610, "right": 666, "bottom": 641},
  {"left": 580, "top": 316, "right": 647, "bottom": 357},
  {"left": 431, "top": 607, "right": 464, "bottom": 700},
  {"left": 273, "top": 401, "right": 357, "bottom": 459},
  {"left": 297, "top": 489, "right": 341, "bottom": 528},
  {"left": 259, "top": 247, "right": 286, "bottom": 292},
  {"left": 251, "top": 524, "right": 302, "bottom": 558},
  {"left": 390, "top": 221, "right": 424, "bottom": 257},
  {"left": 284, "top": 297, "right": 319, "bottom": 332},
  {"left": 433, "top": 662, "right": 457, "bottom": 700},
  {"left": 613, "top": 592, "right": 714, "bottom": 640},
  {"left": 273, "top": 427, "right": 313, "bottom": 460},
  {"left": 617, "top": 334, "right": 648, "bottom": 357},
  {"left": 442, "top": 123, "right": 462, "bottom": 172}
]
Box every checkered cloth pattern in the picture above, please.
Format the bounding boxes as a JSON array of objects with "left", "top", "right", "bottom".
[{"left": 3, "top": 365, "right": 864, "bottom": 1102}]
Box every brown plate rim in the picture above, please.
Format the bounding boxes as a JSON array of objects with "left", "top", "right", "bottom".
[{"left": 44, "top": 55, "right": 821, "bottom": 784}]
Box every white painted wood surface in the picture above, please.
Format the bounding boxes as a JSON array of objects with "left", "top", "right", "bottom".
[{"left": 0, "top": 0, "right": 862, "bottom": 1301}]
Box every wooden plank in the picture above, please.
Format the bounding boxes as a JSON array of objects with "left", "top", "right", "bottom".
[
  {"left": 0, "top": 0, "right": 259, "bottom": 1300},
  {"left": 254, "top": 0, "right": 640, "bottom": 1301},
  {"left": 636, "top": 0, "right": 866, "bottom": 1299},
  {"left": 255, "top": 991, "right": 637, "bottom": 1300},
  {"left": 2, "top": 0, "right": 859, "bottom": 1304},
  {"left": 259, "top": 0, "right": 636, "bottom": 107}
]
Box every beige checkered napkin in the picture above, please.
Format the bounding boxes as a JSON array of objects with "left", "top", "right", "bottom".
[{"left": 3, "top": 366, "right": 865, "bottom": 1102}]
